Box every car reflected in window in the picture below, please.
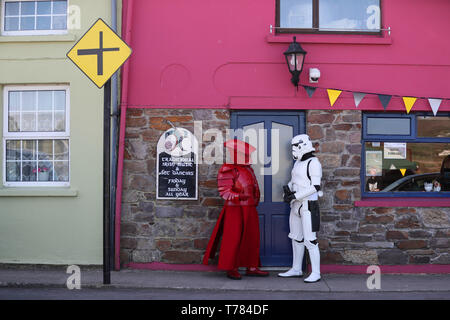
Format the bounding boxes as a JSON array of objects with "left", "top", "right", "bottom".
[{"left": 381, "top": 173, "right": 440, "bottom": 192}]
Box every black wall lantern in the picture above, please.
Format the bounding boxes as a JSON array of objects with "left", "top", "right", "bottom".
[{"left": 284, "top": 36, "right": 307, "bottom": 88}]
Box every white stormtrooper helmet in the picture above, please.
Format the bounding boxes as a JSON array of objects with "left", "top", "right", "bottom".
[{"left": 291, "top": 134, "right": 315, "bottom": 160}]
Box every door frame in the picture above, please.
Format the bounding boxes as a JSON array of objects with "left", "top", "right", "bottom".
[{"left": 231, "top": 110, "right": 306, "bottom": 266}]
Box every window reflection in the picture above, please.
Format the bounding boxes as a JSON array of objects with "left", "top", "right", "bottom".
[
  {"left": 280, "top": 0, "right": 312, "bottom": 29},
  {"left": 417, "top": 116, "right": 450, "bottom": 138},
  {"left": 365, "top": 142, "right": 450, "bottom": 192},
  {"left": 319, "top": 0, "right": 380, "bottom": 31}
]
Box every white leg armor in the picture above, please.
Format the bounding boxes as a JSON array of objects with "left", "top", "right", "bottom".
[
  {"left": 282, "top": 200, "right": 321, "bottom": 282},
  {"left": 287, "top": 200, "right": 303, "bottom": 241},
  {"left": 304, "top": 240, "right": 321, "bottom": 283},
  {"left": 278, "top": 240, "right": 304, "bottom": 277},
  {"left": 300, "top": 202, "right": 321, "bottom": 283}
]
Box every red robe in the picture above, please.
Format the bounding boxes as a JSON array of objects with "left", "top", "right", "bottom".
[{"left": 203, "top": 163, "right": 262, "bottom": 270}]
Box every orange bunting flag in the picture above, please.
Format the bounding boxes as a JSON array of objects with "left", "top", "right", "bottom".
[
  {"left": 327, "top": 89, "right": 342, "bottom": 107},
  {"left": 402, "top": 97, "right": 417, "bottom": 114}
]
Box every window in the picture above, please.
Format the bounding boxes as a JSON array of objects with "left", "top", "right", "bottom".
[
  {"left": 3, "top": 85, "right": 70, "bottom": 187},
  {"left": 362, "top": 113, "right": 450, "bottom": 197},
  {"left": 277, "top": 0, "right": 381, "bottom": 34},
  {"left": 1, "top": 0, "right": 67, "bottom": 36}
]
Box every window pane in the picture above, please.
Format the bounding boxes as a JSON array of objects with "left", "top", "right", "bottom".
[
  {"left": 365, "top": 142, "right": 450, "bottom": 192},
  {"left": 366, "top": 118, "right": 411, "bottom": 136},
  {"left": 6, "top": 140, "right": 21, "bottom": 160},
  {"left": 54, "top": 161, "right": 69, "bottom": 181},
  {"left": 52, "top": 15, "right": 67, "bottom": 30},
  {"left": 280, "top": 0, "right": 313, "bottom": 28},
  {"left": 242, "top": 122, "right": 265, "bottom": 202},
  {"left": 37, "top": 1, "right": 52, "bottom": 14},
  {"left": 8, "top": 91, "right": 20, "bottom": 112},
  {"left": 38, "top": 140, "right": 53, "bottom": 160},
  {"left": 6, "top": 162, "right": 20, "bottom": 182},
  {"left": 8, "top": 112, "right": 20, "bottom": 132},
  {"left": 38, "top": 91, "right": 52, "bottom": 110},
  {"left": 22, "top": 162, "right": 37, "bottom": 181},
  {"left": 5, "top": 2, "right": 20, "bottom": 16},
  {"left": 54, "top": 111, "right": 66, "bottom": 131},
  {"left": 5, "top": 17, "right": 20, "bottom": 31},
  {"left": 54, "top": 140, "right": 69, "bottom": 160},
  {"left": 37, "top": 162, "right": 52, "bottom": 181},
  {"left": 272, "top": 122, "right": 294, "bottom": 202},
  {"left": 21, "top": 112, "right": 36, "bottom": 131},
  {"left": 417, "top": 116, "right": 450, "bottom": 138},
  {"left": 21, "top": 1, "right": 36, "bottom": 15},
  {"left": 319, "top": 0, "right": 380, "bottom": 31},
  {"left": 22, "top": 91, "right": 36, "bottom": 111},
  {"left": 22, "top": 140, "right": 37, "bottom": 160},
  {"left": 37, "top": 112, "right": 52, "bottom": 131},
  {"left": 36, "top": 16, "right": 51, "bottom": 30},
  {"left": 20, "top": 16, "right": 35, "bottom": 30},
  {"left": 54, "top": 90, "right": 66, "bottom": 110},
  {"left": 52, "top": 1, "right": 67, "bottom": 14}
]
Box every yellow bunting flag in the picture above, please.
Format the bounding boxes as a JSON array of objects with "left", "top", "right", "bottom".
[
  {"left": 400, "top": 169, "right": 407, "bottom": 176},
  {"left": 327, "top": 89, "right": 342, "bottom": 107},
  {"left": 402, "top": 97, "right": 417, "bottom": 114}
]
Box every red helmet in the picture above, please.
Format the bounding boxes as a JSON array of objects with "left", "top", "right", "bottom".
[{"left": 224, "top": 139, "right": 256, "bottom": 164}]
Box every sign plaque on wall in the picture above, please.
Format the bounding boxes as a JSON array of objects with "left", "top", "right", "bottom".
[{"left": 156, "top": 127, "right": 198, "bottom": 200}]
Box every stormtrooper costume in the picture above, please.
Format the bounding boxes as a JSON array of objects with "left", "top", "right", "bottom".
[{"left": 278, "top": 134, "right": 323, "bottom": 283}]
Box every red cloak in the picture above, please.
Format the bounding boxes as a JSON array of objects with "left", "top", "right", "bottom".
[{"left": 202, "top": 163, "right": 262, "bottom": 270}]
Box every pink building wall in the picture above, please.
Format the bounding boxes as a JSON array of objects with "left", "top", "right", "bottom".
[
  {"left": 115, "top": 0, "right": 450, "bottom": 271},
  {"left": 122, "top": 0, "right": 450, "bottom": 111}
]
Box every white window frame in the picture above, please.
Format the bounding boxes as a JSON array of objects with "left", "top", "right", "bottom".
[
  {"left": 3, "top": 85, "right": 70, "bottom": 187},
  {"left": 1, "top": 0, "right": 68, "bottom": 36}
]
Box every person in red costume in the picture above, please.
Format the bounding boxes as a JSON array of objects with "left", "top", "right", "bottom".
[{"left": 203, "top": 139, "right": 269, "bottom": 280}]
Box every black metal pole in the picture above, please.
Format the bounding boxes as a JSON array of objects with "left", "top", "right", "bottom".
[{"left": 103, "top": 79, "right": 112, "bottom": 285}]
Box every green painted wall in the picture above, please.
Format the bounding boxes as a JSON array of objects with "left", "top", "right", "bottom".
[{"left": 0, "top": 0, "right": 120, "bottom": 265}]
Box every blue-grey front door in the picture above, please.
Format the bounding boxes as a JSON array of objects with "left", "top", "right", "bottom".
[{"left": 231, "top": 111, "right": 306, "bottom": 266}]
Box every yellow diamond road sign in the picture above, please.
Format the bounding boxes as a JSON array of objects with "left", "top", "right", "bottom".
[{"left": 67, "top": 18, "right": 132, "bottom": 88}]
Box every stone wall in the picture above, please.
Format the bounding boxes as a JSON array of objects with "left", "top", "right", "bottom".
[
  {"left": 120, "top": 108, "right": 228, "bottom": 265},
  {"left": 120, "top": 108, "right": 450, "bottom": 266},
  {"left": 308, "top": 109, "right": 450, "bottom": 265}
]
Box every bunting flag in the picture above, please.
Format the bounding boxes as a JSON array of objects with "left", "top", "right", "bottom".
[
  {"left": 428, "top": 98, "right": 442, "bottom": 116},
  {"left": 353, "top": 92, "right": 366, "bottom": 108},
  {"left": 301, "top": 84, "right": 448, "bottom": 114},
  {"left": 378, "top": 94, "right": 392, "bottom": 110},
  {"left": 402, "top": 97, "right": 417, "bottom": 114},
  {"left": 400, "top": 169, "right": 407, "bottom": 177},
  {"left": 389, "top": 164, "right": 397, "bottom": 170},
  {"left": 327, "top": 89, "right": 342, "bottom": 107},
  {"left": 303, "top": 85, "right": 317, "bottom": 98}
]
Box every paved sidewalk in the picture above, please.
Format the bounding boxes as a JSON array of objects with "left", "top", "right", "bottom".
[{"left": 0, "top": 267, "right": 449, "bottom": 294}]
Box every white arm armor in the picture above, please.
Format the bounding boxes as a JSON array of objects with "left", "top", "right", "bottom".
[
  {"left": 294, "top": 158, "right": 322, "bottom": 201},
  {"left": 309, "top": 158, "right": 322, "bottom": 187},
  {"left": 295, "top": 184, "right": 318, "bottom": 201}
]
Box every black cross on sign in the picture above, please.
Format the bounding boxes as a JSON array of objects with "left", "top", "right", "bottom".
[{"left": 77, "top": 31, "right": 120, "bottom": 76}]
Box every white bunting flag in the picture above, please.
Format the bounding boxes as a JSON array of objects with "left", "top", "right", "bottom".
[
  {"left": 428, "top": 98, "right": 442, "bottom": 116},
  {"left": 353, "top": 92, "right": 366, "bottom": 108}
]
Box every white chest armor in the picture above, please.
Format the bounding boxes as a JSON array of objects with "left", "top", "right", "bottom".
[{"left": 291, "top": 159, "right": 318, "bottom": 201}]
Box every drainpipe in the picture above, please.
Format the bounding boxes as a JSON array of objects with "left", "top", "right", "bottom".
[
  {"left": 110, "top": 0, "right": 118, "bottom": 270},
  {"left": 114, "top": 0, "right": 134, "bottom": 270}
]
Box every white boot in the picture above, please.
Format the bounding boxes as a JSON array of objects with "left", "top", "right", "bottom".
[
  {"left": 278, "top": 240, "right": 304, "bottom": 278},
  {"left": 304, "top": 243, "right": 321, "bottom": 283}
]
